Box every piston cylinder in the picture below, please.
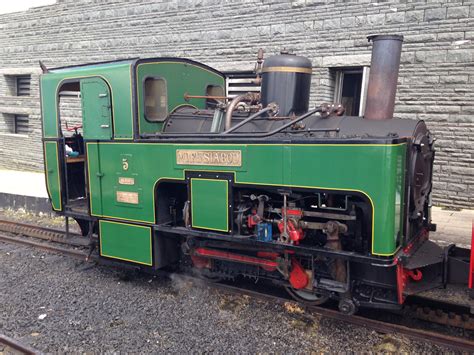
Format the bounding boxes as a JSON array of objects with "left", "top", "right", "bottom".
[
  {"left": 261, "top": 53, "right": 312, "bottom": 117},
  {"left": 364, "top": 35, "right": 404, "bottom": 120}
]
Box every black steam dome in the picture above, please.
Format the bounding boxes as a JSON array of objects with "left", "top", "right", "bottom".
[{"left": 261, "top": 52, "right": 312, "bottom": 117}]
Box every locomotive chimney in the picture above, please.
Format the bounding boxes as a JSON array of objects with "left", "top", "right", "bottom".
[{"left": 364, "top": 34, "right": 404, "bottom": 120}]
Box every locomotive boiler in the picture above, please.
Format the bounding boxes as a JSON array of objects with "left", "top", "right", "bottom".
[{"left": 40, "top": 34, "right": 473, "bottom": 314}]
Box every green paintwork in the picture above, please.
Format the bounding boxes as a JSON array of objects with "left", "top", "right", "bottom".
[
  {"left": 191, "top": 178, "right": 229, "bottom": 232},
  {"left": 99, "top": 220, "right": 152, "bottom": 265},
  {"left": 86, "top": 143, "right": 103, "bottom": 215},
  {"left": 86, "top": 142, "right": 406, "bottom": 256},
  {"left": 136, "top": 62, "right": 225, "bottom": 134},
  {"left": 44, "top": 142, "right": 62, "bottom": 211},
  {"left": 40, "top": 60, "right": 134, "bottom": 139},
  {"left": 80, "top": 78, "right": 112, "bottom": 139}
]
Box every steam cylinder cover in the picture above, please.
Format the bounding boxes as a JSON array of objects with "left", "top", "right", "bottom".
[{"left": 261, "top": 53, "right": 312, "bottom": 117}]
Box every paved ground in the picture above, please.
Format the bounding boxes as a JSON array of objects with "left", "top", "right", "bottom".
[
  {"left": 431, "top": 207, "right": 473, "bottom": 249},
  {"left": 0, "top": 241, "right": 450, "bottom": 353},
  {"left": 0, "top": 169, "right": 47, "bottom": 198}
]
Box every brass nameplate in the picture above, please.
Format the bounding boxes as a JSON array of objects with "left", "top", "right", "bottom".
[
  {"left": 116, "top": 191, "right": 139, "bottom": 204},
  {"left": 118, "top": 177, "right": 135, "bottom": 185},
  {"left": 176, "top": 149, "right": 242, "bottom": 167}
]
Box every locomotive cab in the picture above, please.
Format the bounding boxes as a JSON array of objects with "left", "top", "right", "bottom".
[{"left": 41, "top": 59, "right": 225, "bottom": 229}]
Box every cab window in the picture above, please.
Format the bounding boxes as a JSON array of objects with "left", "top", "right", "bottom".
[
  {"left": 205, "top": 84, "right": 224, "bottom": 109},
  {"left": 144, "top": 77, "right": 167, "bottom": 121}
]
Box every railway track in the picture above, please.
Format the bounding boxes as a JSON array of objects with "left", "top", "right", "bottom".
[
  {"left": 0, "top": 219, "right": 86, "bottom": 247},
  {"left": 0, "top": 218, "right": 473, "bottom": 352},
  {"left": 0, "top": 333, "right": 39, "bottom": 355}
]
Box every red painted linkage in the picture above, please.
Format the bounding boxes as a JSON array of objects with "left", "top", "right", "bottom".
[
  {"left": 289, "top": 257, "right": 309, "bottom": 289},
  {"left": 192, "top": 248, "right": 309, "bottom": 289},
  {"left": 194, "top": 247, "right": 279, "bottom": 271}
]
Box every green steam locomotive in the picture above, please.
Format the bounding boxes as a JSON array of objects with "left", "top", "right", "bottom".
[{"left": 40, "top": 35, "right": 472, "bottom": 314}]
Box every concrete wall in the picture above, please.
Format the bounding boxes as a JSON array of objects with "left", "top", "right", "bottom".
[{"left": 0, "top": 0, "right": 473, "bottom": 208}]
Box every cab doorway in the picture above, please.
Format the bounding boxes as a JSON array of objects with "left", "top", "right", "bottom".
[
  {"left": 58, "top": 82, "right": 87, "bottom": 214},
  {"left": 58, "top": 77, "right": 113, "bottom": 215}
]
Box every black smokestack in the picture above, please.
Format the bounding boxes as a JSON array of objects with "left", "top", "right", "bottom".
[{"left": 364, "top": 34, "right": 404, "bottom": 120}]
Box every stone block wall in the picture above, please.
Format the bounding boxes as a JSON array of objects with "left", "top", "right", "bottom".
[{"left": 0, "top": 0, "right": 472, "bottom": 208}]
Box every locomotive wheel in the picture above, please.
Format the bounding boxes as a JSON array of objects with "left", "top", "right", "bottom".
[
  {"left": 338, "top": 298, "right": 357, "bottom": 315},
  {"left": 285, "top": 287, "right": 329, "bottom": 306}
]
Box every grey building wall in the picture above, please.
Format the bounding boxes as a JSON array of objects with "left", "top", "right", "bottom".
[{"left": 0, "top": 0, "right": 473, "bottom": 208}]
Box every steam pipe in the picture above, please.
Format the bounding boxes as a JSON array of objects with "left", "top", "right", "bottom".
[
  {"left": 364, "top": 34, "right": 404, "bottom": 120},
  {"left": 225, "top": 92, "right": 259, "bottom": 130},
  {"left": 223, "top": 104, "right": 277, "bottom": 134},
  {"left": 141, "top": 106, "right": 324, "bottom": 139}
]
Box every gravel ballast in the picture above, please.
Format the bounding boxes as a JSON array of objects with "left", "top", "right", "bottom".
[{"left": 0, "top": 240, "right": 451, "bottom": 353}]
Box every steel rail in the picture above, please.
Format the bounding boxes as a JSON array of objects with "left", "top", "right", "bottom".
[
  {"left": 208, "top": 282, "right": 474, "bottom": 352},
  {"left": 0, "top": 233, "right": 92, "bottom": 260},
  {"left": 0, "top": 220, "right": 473, "bottom": 351},
  {"left": 0, "top": 218, "right": 87, "bottom": 248},
  {"left": 0, "top": 219, "right": 82, "bottom": 237},
  {"left": 0, "top": 333, "right": 40, "bottom": 355}
]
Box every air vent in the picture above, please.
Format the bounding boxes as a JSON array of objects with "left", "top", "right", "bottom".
[
  {"left": 224, "top": 71, "right": 260, "bottom": 99},
  {"left": 14, "top": 115, "right": 29, "bottom": 134},
  {"left": 16, "top": 75, "right": 31, "bottom": 96}
]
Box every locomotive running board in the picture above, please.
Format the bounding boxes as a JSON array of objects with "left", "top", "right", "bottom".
[
  {"left": 445, "top": 245, "right": 471, "bottom": 287},
  {"left": 400, "top": 239, "right": 471, "bottom": 290}
]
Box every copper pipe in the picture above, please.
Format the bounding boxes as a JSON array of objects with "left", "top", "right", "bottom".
[{"left": 224, "top": 92, "right": 259, "bottom": 131}]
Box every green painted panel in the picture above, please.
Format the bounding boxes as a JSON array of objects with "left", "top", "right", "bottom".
[
  {"left": 87, "top": 142, "right": 406, "bottom": 256},
  {"left": 40, "top": 62, "right": 134, "bottom": 139},
  {"left": 191, "top": 178, "right": 229, "bottom": 232},
  {"left": 288, "top": 144, "right": 406, "bottom": 255},
  {"left": 40, "top": 75, "right": 60, "bottom": 138},
  {"left": 99, "top": 220, "right": 152, "bottom": 266},
  {"left": 136, "top": 62, "right": 225, "bottom": 134},
  {"left": 80, "top": 78, "right": 112, "bottom": 139},
  {"left": 86, "top": 143, "right": 103, "bottom": 216},
  {"left": 44, "top": 141, "right": 62, "bottom": 211}
]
